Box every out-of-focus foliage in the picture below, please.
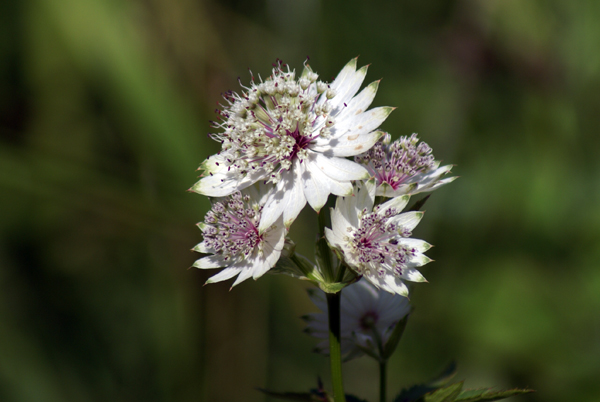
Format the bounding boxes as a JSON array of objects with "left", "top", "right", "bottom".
[{"left": 1, "top": 0, "right": 599, "bottom": 401}]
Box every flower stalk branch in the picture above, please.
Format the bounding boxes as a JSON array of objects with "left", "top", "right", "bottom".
[
  {"left": 379, "top": 361, "right": 387, "bottom": 402},
  {"left": 327, "top": 292, "right": 346, "bottom": 402}
]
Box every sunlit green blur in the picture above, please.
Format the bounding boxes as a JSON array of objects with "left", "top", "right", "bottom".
[{"left": 1, "top": 1, "right": 599, "bottom": 401}]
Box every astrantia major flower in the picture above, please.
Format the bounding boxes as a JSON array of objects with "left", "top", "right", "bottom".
[
  {"left": 354, "top": 133, "right": 456, "bottom": 198},
  {"left": 192, "top": 184, "right": 285, "bottom": 287},
  {"left": 325, "top": 180, "right": 432, "bottom": 296},
  {"left": 192, "top": 58, "right": 393, "bottom": 231},
  {"left": 303, "top": 279, "right": 411, "bottom": 361}
]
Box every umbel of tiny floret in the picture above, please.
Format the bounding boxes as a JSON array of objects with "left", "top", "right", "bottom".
[
  {"left": 191, "top": 58, "right": 393, "bottom": 232},
  {"left": 325, "top": 180, "right": 432, "bottom": 296},
  {"left": 192, "top": 184, "right": 285, "bottom": 287},
  {"left": 355, "top": 133, "right": 456, "bottom": 198},
  {"left": 303, "top": 279, "right": 411, "bottom": 361}
]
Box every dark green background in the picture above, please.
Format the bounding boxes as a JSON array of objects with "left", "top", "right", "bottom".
[{"left": 1, "top": 0, "right": 599, "bottom": 401}]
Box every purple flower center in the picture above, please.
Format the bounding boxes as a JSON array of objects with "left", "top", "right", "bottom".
[
  {"left": 350, "top": 209, "right": 415, "bottom": 276},
  {"left": 355, "top": 134, "right": 436, "bottom": 190},
  {"left": 287, "top": 126, "right": 312, "bottom": 162},
  {"left": 202, "top": 192, "right": 264, "bottom": 261}
]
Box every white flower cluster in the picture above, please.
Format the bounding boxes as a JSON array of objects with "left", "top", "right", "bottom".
[{"left": 191, "top": 58, "right": 454, "bottom": 293}]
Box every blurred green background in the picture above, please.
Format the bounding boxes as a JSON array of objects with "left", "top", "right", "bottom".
[{"left": 1, "top": 0, "right": 600, "bottom": 401}]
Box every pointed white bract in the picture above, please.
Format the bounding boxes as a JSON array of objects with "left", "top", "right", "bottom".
[
  {"left": 192, "top": 184, "right": 285, "bottom": 287},
  {"left": 191, "top": 58, "right": 392, "bottom": 231},
  {"left": 303, "top": 279, "right": 411, "bottom": 360},
  {"left": 355, "top": 133, "right": 456, "bottom": 198},
  {"left": 325, "top": 180, "right": 432, "bottom": 296}
]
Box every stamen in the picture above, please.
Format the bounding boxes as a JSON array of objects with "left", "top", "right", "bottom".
[
  {"left": 207, "top": 60, "right": 338, "bottom": 184},
  {"left": 201, "top": 192, "right": 268, "bottom": 262}
]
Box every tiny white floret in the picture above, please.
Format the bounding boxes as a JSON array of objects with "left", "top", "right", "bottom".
[
  {"left": 325, "top": 180, "right": 432, "bottom": 296},
  {"left": 191, "top": 58, "right": 392, "bottom": 231},
  {"left": 192, "top": 184, "right": 285, "bottom": 288}
]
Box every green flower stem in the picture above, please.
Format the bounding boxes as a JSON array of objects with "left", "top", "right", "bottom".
[
  {"left": 379, "top": 361, "right": 387, "bottom": 402},
  {"left": 326, "top": 292, "right": 346, "bottom": 402},
  {"left": 366, "top": 318, "right": 387, "bottom": 402}
]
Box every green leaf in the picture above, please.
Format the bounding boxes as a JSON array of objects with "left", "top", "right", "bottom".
[
  {"left": 393, "top": 362, "right": 458, "bottom": 402},
  {"left": 423, "top": 382, "right": 463, "bottom": 402},
  {"left": 394, "top": 384, "right": 439, "bottom": 402},
  {"left": 382, "top": 314, "right": 410, "bottom": 359},
  {"left": 456, "top": 388, "right": 535, "bottom": 401},
  {"left": 271, "top": 252, "right": 328, "bottom": 285},
  {"left": 293, "top": 253, "right": 324, "bottom": 280},
  {"left": 271, "top": 256, "right": 305, "bottom": 278},
  {"left": 427, "top": 361, "right": 458, "bottom": 387}
]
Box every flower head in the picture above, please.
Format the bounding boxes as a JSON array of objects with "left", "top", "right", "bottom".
[
  {"left": 192, "top": 58, "right": 393, "bottom": 231},
  {"left": 303, "top": 279, "right": 411, "bottom": 361},
  {"left": 325, "top": 180, "right": 432, "bottom": 296},
  {"left": 192, "top": 184, "right": 285, "bottom": 287},
  {"left": 354, "top": 133, "right": 456, "bottom": 197}
]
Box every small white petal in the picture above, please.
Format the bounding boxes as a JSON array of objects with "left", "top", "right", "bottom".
[
  {"left": 251, "top": 258, "right": 273, "bottom": 280},
  {"left": 324, "top": 227, "right": 342, "bottom": 248},
  {"left": 332, "top": 106, "right": 394, "bottom": 137},
  {"left": 191, "top": 169, "right": 262, "bottom": 197},
  {"left": 399, "top": 238, "right": 432, "bottom": 253},
  {"left": 193, "top": 255, "right": 228, "bottom": 269},
  {"left": 326, "top": 177, "right": 354, "bottom": 197},
  {"left": 329, "top": 58, "right": 358, "bottom": 93},
  {"left": 330, "top": 206, "right": 351, "bottom": 241},
  {"left": 406, "top": 253, "right": 432, "bottom": 268},
  {"left": 415, "top": 175, "right": 457, "bottom": 194},
  {"left": 311, "top": 152, "right": 369, "bottom": 182},
  {"left": 335, "top": 80, "right": 379, "bottom": 121},
  {"left": 304, "top": 151, "right": 354, "bottom": 197},
  {"left": 337, "top": 189, "right": 359, "bottom": 229},
  {"left": 258, "top": 167, "right": 306, "bottom": 231},
  {"left": 355, "top": 180, "right": 376, "bottom": 212},
  {"left": 259, "top": 193, "right": 287, "bottom": 233},
  {"left": 231, "top": 263, "right": 255, "bottom": 287},
  {"left": 401, "top": 268, "right": 427, "bottom": 282},
  {"left": 302, "top": 159, "right": 331, "bottom": 212},
  {"left": 390, "top": 211, "right": 424, "bottom": 231},
  {"left": 312, "top": 130, "right": 385, "bottom": 157},
  {"left": 329, "top": 65, "right": 368, "bottom": 112},
  {"left": 283, "top": 160, "right": 308, "bottom": 227},
  {"left": 244, "top": 180, "right": 274, "bottom": 205},
  {"left": 378, "top": 195, "right": 410, "bottom": 217},
  {"left": 388, "top": 278, "right": 410, "bottom": 297},
  {"left": 205, "top": 267, "right": 242, "bottom": 284},
  {"left": 192, "top": 241, "right": 212, "bottom": 254}
]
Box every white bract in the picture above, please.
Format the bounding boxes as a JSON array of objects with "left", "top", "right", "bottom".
[
  {"left": 192, "top": 184, "right": 285, "bottom": 287},
  {"left": 325, "top": 180, "right": 432, "bottom": 296},
  {"left": 191, "top": 58, "right": 392, "bottom": 231},
  {"left": 355, "top": 133, "right": 456, "bottom": 198},
  {"left": 303, "top": 279, "right": 411, "bottom": 360}
]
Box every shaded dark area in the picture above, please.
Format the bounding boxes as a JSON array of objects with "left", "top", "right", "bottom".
[{"left": 1, "top": 0, "right": 600, "bottom": 401}]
